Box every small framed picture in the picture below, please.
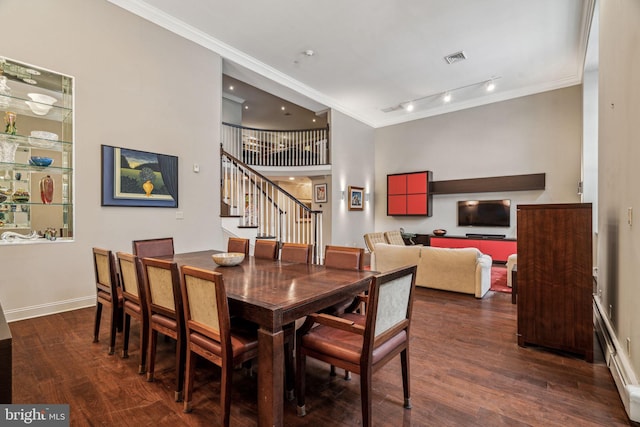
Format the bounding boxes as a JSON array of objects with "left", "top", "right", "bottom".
[
  {"left": 348, "top": 186, "right": 364, "bottom": 211},
  {"left": 314, "top": 183, "right": 328, "bottom": 203}
]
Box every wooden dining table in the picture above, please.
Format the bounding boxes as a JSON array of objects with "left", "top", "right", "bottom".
[{"left": 162, "top": 250, "right": 375, "bottom": 427}]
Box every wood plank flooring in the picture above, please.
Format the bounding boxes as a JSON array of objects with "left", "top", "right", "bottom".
[{"left": 9, "top": 288, "right": 635, "bottom": 426}]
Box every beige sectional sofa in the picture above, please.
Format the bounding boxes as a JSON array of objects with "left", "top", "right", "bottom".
[{"left": 372, "top": 243, "right": 492, "bottom": 298}]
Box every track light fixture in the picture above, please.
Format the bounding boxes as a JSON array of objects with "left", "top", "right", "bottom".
[{"left": 382, "top": 76, "right": 501, "bottom": 113}]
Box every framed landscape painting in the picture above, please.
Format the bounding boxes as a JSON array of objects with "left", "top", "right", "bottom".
[
  {"left": 101, "top": 145, "right": 178, "bottom": 207},
  {"left": 348, "top": 186, "right": 364, "bottom": 211}
]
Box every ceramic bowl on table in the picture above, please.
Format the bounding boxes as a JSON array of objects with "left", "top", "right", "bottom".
[
  {"left": 212, "top": 252, "right": 245, "bottom": 266},
  {"left": 29, "top": 156, "right": 54, "bottom": 167},
  {"left": 433, "top": 229, "right": 447, "bottom": 236}
]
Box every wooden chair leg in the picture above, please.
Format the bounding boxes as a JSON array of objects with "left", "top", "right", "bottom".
[
  {"left": 146, "top": 330, "right": 158, "bottom": 382},
  {"left": 139, "top": 319, "right": 148, "bottom": 374},
  {"left": 93, "top": 302, "right": 102, "bottom": 343},
  {"left": 108, "top": 304, "right": 117, "bottom": 355},
  {"left": 183, "top": 351, "right": 196, "bottom": 413},
  {"left": 401, "top": 348, "right": 412, "bottom": 409},
  {"left": 360, "top": 367, "right": 373, "bottom": 427},
  {"left": 122, "top": 313, "right": 131, "bottom": 358},
  {"left": 221, "top": 361, "right": 233, "bottom": 427},
  {"left": 175, "top": 332, "right": 185, "bottom": 402}
]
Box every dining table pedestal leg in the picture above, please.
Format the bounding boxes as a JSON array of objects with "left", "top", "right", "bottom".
[{"left": 258, "top": 327, "right": 284, "bottom": 427}]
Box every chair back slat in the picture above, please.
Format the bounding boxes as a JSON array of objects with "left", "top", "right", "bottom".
[
  {"left": 184, "top": 274, "right": 222, "bottom": 334},
  {"left": 254, "top": 239, "right": 278, "bottom": 260},
  {"left": 324, "top": 245, "right": 364, "bottom": 270},
  {"left": 280, "top": 243, "right": 313, "bottom": 264},
  {"left": 93, "top": 248, "right": 117, "bottom": 295},
  {"left": 117, "top": 253, "right": 140, "bottom": 298},
  {"left": 363, "top": 265, "right": 417, "bottom": 351},
  {"left": 146, "top": 265, "right": 177, "bottom": 311},
  {"left": 374, "top": 273, "right": 413, "bottom": 338},
  {"left": 227, "top": 237, "right": 250, "bottom": 255},
  {"left": 133, "top": 238, "right": 174, "bottom": 259}
]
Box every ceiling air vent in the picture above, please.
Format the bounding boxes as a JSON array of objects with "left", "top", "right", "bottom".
[{"left": 444, "top": 51, "right": 467, "bottom": 64}]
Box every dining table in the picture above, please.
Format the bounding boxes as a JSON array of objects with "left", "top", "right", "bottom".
[{"left": 162, "top": 250, "right": 376, "bottom": 427}]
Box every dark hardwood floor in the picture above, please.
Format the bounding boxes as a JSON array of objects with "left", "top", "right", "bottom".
[{"left": 9, "top": 288, "right": 634, "bottom": 426}]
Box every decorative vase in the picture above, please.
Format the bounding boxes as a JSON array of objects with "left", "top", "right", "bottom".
[
  {"left": 40, "top": 175, "right": 54, "bottom": 204},
  {"left": 0, "top": 134, "right": 18, "bottom": 163},
  {"left": 142, "top": 180, "right": 154, "bottom": 197},
  {"left": 4, "top": 111, "right": 16, "bottom": 135}
]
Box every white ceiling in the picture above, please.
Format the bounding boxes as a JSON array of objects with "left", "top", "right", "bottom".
[{"left": 108, "top": 0, "right": 595, "bottom": 129}]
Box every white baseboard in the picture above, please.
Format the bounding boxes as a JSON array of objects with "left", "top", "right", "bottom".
[
  {"left": 594, "top": 297, "right": 640, "bottom": 422},
  {"left": 4, "top": 296, "right": 95, "bottom": 323}
]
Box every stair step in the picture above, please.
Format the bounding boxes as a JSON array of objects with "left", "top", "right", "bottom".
[
  {"left": 220, "top": 215, "right": 243, "bottom": 218},
  {"left": 237, "top": 225, "right": 258, "bottom": 229},
  {"left": 256, "top": 235, "right": 276, "bottom": 240}
]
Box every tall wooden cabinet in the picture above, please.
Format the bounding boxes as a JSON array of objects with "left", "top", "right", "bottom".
[{"left": 516, "top": 203, "right": 594, "bottom": 362}]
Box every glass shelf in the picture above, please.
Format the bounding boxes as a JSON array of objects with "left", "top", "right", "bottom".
[
  {"left": 0, "top": 161, "right": 73, "bottom": 172},
  {"left": 0, "top": 133, "right": 71, "bottom": 150},
  {"left": 0, "top": 94, "right": 72, "bottom": 122}
]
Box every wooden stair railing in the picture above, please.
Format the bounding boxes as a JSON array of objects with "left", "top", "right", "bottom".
[{"left": 221, "top": 149, "right": 324, "bottom": 263}]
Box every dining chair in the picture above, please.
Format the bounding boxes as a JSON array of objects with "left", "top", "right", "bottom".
[
  {"left": 280, "top": 242, "right": 313, "bottom": 264},
  {"left": 295, "top": 265, "right": 417, "bottom": 427},
  {"left": 140, "top": 257, "right": 185, "bottom": 401},
  {"left": 324, "top": 245, "right": 364, "bottom": 271},
  {"left": 253, "top": 239, "right": 278, "bottom": 260},
  {"left": 278, "top": 241, "right": 314, "bottom": 397},
  {"left": 179, "top": 265, "right": 259, "bottom": 426},
  {"left": 322, "top": 245, "right": 366, "bottom": 379},
  {"left": 227, "top": 237, "right": 250, "bottom": 255},
  {"left": 132, "top": 237, "right": 175, "bottom": 259},
  {"left": 92, "top": 247, "right": 122, "bottom": 355},
  {"left": 116, "top": 252, "right": 149, "bottom": 374}
]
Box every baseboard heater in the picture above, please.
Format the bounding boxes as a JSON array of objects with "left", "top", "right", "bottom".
[{"left": 594, "top": 296, "right": 640, "bottom": 422}]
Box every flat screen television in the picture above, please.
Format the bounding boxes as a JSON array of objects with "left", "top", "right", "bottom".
[{"left": 458, "top": 199, "right": 511, "bottom": 227}]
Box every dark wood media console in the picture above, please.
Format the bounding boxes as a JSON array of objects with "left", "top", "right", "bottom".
[{"left": 428, "top": 235, "right": 517, "bottom": 263}]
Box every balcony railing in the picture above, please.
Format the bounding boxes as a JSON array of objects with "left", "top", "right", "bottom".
[{"left": 221, "top": 122, "right": 329, "bottom": 167}]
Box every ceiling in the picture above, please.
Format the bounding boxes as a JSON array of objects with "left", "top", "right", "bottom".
[{"left": 108, "top": 0, "right": 595, "bottom": 129}]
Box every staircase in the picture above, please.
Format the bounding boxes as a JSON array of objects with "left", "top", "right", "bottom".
[{"left": 220, "top": 148, "right": 324, "bottom": 263}]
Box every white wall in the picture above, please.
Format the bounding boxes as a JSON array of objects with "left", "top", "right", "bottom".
[
  {"left": 598, "top": 0, "right": 640, "bottom": 380},
  {"left": 0, "top": 0, "right": 224, "bottom": 320},
  {"left": 329, "top": 110, "right": 375, "bottom": 247},
  {"left": 374, "top": 86, "right": 583, "bottom": 238}
]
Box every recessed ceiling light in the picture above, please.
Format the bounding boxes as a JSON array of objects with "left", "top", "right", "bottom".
[
  {"left": 443, "top": 93, "right": 452, "bottom": 103},
  {"left": 312, "top": 118, "right": 316, "bottom": 122},
  {"left": 244, "top": 105, "right": 249, "bottom": 109},
  {"left": 303, "top": 49, "right": 315, "bottom": 57},
  {"left": 229, "top": 85, "right": 234, "bottom": 91},
  {"left": 485, "top": 81, "right": 495, "bottom": 92},
  {"left": 405, "top": 103, "right": 414, "bottom": 112},
  {"left": 281, "top": 106, "right": 286, "bottom": 111},
  {"left": 289, "top": 177, "right": 295, "bottom": 180}
]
